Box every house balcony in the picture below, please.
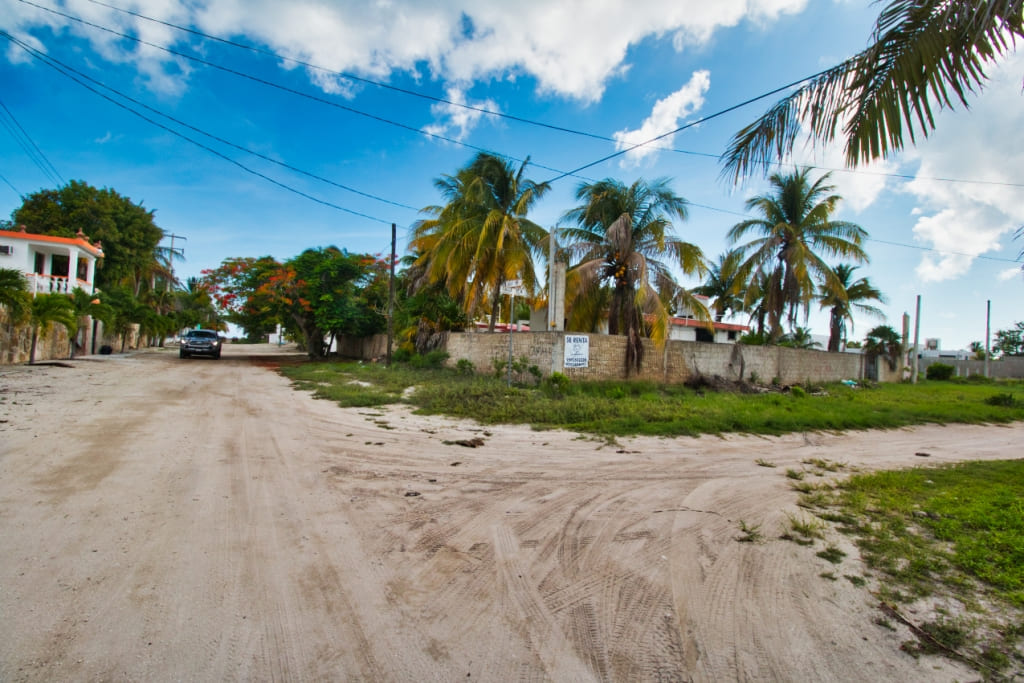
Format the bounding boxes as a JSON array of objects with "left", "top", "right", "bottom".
[{"left": 25, "top": 273, "right": 93, "bottom": 296}]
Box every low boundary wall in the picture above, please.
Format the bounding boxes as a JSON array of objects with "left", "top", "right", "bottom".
[{"left": 443, "top": 331, "right": 886, "bottom": 384}]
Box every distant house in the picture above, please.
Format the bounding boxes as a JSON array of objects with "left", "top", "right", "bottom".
[
  {"left": 668, "top": 294, "right": 749, "bottom": 343},
  {"left": 668, "top": 316, "right": 748, "bottom": 343},
  {"left": 0, "top": 226, "right": 103, "bottom": 295}
]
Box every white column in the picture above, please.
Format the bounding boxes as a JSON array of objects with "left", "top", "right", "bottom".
[{"left": 69, "top": 250, "right": 80, "bottom": 293}]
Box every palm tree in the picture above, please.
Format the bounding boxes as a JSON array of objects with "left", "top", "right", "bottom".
[
  {"left": 864, "top": 324, "right": 903, "bottom": 371},
  {"left": 722, "top": 0, "right": 1024, "bottom": 179},
  {"left": 411, "top": 153, "right": 549, "bottom": 331},
  {"left": 0, "top": 267, "right": 31, "bottom": 324},
  {"left": 68, "top": 287, "right": 114, "bottom": 358},
  {"left": 779, "top": 326, "right": 821, "bottom": 349},
  {"left": 562, "top": 178, "right": 707, "bottom": 373},
  {"left": 728, "top": 168, "right": 868, "bottom": 343},
  {"left": 692, "top": 250, "right": 745, "bottom": 322},
  {"left": 28, "top": 293, "right": 77, "bottom": 364},
  {"left": 818, "top": 264, "right": 886, "bottom": 352}
]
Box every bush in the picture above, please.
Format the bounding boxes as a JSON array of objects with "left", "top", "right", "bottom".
[
  {"left": 790, "top": 385, "right": 806, "bottom": 398},
  {"left": 926, "top": 363, "right": 955, "bottom": 381},
  {"left": 455, "top": 358, "right": 475, "bottom": 375},
  {"left": 984, "top": 393, "right": 1017, "bottom": 407},
  {"left": 409, "top": 350, "right": 449, "bottom": 369}
]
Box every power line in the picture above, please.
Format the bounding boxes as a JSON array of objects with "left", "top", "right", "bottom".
[
  {"left": 0, "top": 97, "right": 64, "bottom": 186},
  {"left": 686, "top": 201, "right": 1023, "bottom": 265},
  {"left": 1, "top": 31, "right": 400, "bottom": 228},
  {"left": 0, "top": 171, "right": 21, "bottom": 196},
  {"left": 25, "top": 0, "right": 1024, "bottom": 193},
  {"left": 3, "top": 37, "right": 419, "bottom": 213},
  {"left": 15, "top": 0, "right": 576, "bottom": 180}
]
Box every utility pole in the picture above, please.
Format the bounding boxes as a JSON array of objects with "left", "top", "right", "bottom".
[
  {"left": 912, "top": 295, "right": 921, "bottom": 384},
  {"left": 386, "top": 223, "right": 396, "bottom": 367},
  {"left": 985, "top": 299, "right": 991, "bottom": 378},
  {"left": 164, "top": 233, "right": 187, "bottom": 289}
]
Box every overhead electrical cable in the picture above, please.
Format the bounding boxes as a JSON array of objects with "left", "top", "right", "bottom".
[
  {"left": 1, "top": 30, "right": 399, "bottom": 227},
  {"left": 0, "top": 97, "right": 64, "bottom": 186},
  {"left": 1, "top": 39, "right": 419, "bottom": 212},
  {"left": 14, "top": 0, "right": 573, "bottom": 180},
  {"left": 22, "top": 0, "right": 1024, "bottom": 191}
]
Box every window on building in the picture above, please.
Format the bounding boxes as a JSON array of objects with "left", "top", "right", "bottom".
[
  {"left": 727, "top": 330, "right": 737, "bottom": 341},
  {"left": 696, "top": 328, "right": 714, "bottom": 343},
  {"left": 51, "top": 254, "right": 69, "bottom": 277},
  {"left": 34, "top": 252, "right": 45, "bottom": 274},
  {"left": 77, "top": 259, "right": 89, "bottom": 281}
]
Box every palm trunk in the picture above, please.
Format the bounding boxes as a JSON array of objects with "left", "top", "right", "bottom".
[
  {"left": 29, "top": 328, "right": 38, "bottom": 364},
  {"left": 827, "top": 308, "right": 842, "bottom": 353}
]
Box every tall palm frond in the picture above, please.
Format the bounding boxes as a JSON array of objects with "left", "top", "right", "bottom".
[
  {"left": 729, "top": 169, "right": 868, "bottom": 342},
  {"left": 0, "top": 267, "right": 31, "bottom": 323},
  {"left": 722, "top": 0, "right": 1024, "bottom": 179},
  {"left": 819, "top": 264, "right": 886, "bottom": 352},
  {"left": 563, "top": 178, "right": 707, "bottom": 374}
]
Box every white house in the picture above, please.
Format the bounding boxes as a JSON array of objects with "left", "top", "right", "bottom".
[{"left": 0, "top": 225, "right": 103, "bottom": 295}]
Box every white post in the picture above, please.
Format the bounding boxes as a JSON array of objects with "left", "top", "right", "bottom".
[
  {"left": 985, "top": 299, "right": 991, "bottom": 378},
  {"left": 912, "top": 295, "right": 921, "bottom": 384}
]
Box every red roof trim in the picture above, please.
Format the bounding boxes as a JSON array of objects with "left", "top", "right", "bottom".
[
  {"left": 0, "top": 230, "right": 104, "bottom": 257},
  {"left": 670, "top": 316, "right": 749, "bottom": 332}
]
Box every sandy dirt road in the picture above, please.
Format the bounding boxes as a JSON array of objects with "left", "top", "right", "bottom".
[{"left": 1, "top": 346, "right": 1020, "bottom": 681}]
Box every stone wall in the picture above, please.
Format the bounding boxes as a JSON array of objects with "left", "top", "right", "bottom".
[
  {"left": 0, "top": 306, "right": 72, "bottom": 364},
  {"left": 443, "top": 331, "right": 872, "bottom": 384}
]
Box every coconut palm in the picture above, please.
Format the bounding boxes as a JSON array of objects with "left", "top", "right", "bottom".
[
  {"left": 0, "top": 267, "right": 31, "bottom": 324},
  {"left": 818, "top": 264, "right": 886, "bottom": 353},
  {"left": 692, "top": 249, "right": 745, "bottom": 322},
  {"left": 411, "top": 153, "right": 549, "bottom": 331},
  {"left": 728, "top": 168, "right": 868, "bottom": 343},
  {"left": 722, "top": 0, "right": 1024, "bottom": 179},
  {"left": 562, "top": 178, "right": 707, "bottom": 373},
  {"left": 864, "top": 324, "right": 903, "bottom": 371},
  {"left": 68, "top": 287, "right": 114, "bottom": 358},
  {"left": 779, "top": 326, "right": 821, "bottom": 349},
  {"left": 28, "top": 293, "right": 77, "bottom": 364}
]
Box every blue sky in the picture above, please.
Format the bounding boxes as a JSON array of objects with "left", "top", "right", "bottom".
[{"left": 2, "top": 0, "right": 1022, "bottom": 350}]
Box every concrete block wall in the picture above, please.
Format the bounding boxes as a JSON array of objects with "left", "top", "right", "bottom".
[
  {"left": 443, "top": 331, "right": 870, "bottom": 384},
  {"left": 917, "top": 356, "right": 1024, "bottom": 379}
]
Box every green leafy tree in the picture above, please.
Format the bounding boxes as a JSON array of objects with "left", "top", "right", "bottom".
[
  {"left": 728, "top": 169, "right": 868, "bottom": 343},
  {"left": 993, "top": 321, "right": 1024, "bottom": 356},
  {"left": 12, "top": 180, "right": 165, "bottom": 293},
  {"left": 864, "top": 324, "right": 903, "bottom": 371},
  {"left": 818, "top": 263, "right": 886, "bottom": 353},
  {"left": 968, "top": 340, "right": 987, "bottom": 360},
  {"left": 411, "top": 153, "right": 549, "bottom": 330},
  {"left": 0, "top": 267, "right": 31, "bottom": 324},
  {"left": 28, "top": 293, "right": 77, "bottom": 364},
  {"left": 722, "top": 0, "right": 1024, "bottom": 178},
  {"left": 562, "top": 178, "right": 707, "bottom": 374},
  {"left": 202, "top": 256, "right": 283, "bottom": 340}
]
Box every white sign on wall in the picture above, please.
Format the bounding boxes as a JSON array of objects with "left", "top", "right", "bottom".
[{"left": 564, "top": 335, "right": 590, "bottom": 368}]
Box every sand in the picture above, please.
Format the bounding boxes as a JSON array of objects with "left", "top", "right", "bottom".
[{"left": 2, "top": 345, "right": 1019, "bottom": 681}]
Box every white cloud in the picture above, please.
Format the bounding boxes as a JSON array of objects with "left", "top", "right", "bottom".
[
  {"left": 3, "top": 0, "right": 807, "bottom": 102},
  {"left": 901, "top": 53, "right": 1024, "bottom": 283},
  {"left": 422, "top": 88, "right": 500, "bottom": 142},
  {"left": 613, "top": 71, "right": 711, "bottom": 167},
  {"left": 997, "top": 267, "right": 1022, "bottom": 282}
]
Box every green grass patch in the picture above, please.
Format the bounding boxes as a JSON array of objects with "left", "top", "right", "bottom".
[
  {"left": 817, "top": 459, "right": 1024, "bottom": 677},
  {"left": 280, "top": 361, "right": 1024, "bottom": 438}
]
